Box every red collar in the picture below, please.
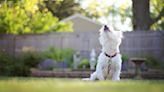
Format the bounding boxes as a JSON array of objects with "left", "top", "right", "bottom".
[{"left": 104, "top": 52, "right": 117, "bottom": 58}]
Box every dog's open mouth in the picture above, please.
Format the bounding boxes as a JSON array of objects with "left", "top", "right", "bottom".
[{"left": 104, "top": 25, "right": 110, "bottom": 32}]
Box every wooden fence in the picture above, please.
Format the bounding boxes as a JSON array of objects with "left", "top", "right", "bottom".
[{"left": 0, "top": 31, "right": 164, "bottom": 61}]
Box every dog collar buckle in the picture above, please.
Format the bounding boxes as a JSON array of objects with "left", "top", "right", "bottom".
[{"left": 104, "top": 52, "right": 117, "bottom": 58}]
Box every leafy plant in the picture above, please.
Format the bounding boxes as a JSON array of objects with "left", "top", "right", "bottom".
[
  {"left": 145, "top": 56, "right": 160, "bottom": 69},
  {"left": 0, "top": 52, "right": 28, "bottom": 76},
  {"left": 121, "top": 54, "right": 129, "bottom": 62},
  {"left": 0, "top": 52, "right": 14, "bottom": 75},
  {"left": 78, "top": 59, "right": 90, "bottom": 69},
  {"left": 0, "top": 52, "right": 43, "bottom": 76},
  {"left": 44, "top": 47, "right": 63, "bottom": 62},
  {"left": 43, "top": 47, "right": 74, "bottom": 68},
  {"left": 20, "top": 52, "right": 44, "bottom": 68}
]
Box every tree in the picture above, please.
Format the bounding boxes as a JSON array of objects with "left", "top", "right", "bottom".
[
  {"left": 0, "top": 0, "right": 73, "bottom": 34},
  {"left": 78, "top": 0, "right": 163, "bottom": 31},
  {"left": 78, "top": 0, "right": 132, "bottom": 31},
  {"left": 132, "top": 0, "right": 164, "bottom": 30},
  {"left": 44, "top": 0, "right": 84, "bottom": 20}
]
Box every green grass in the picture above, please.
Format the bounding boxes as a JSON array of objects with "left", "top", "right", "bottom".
[{"left": 0, "top": 78, "right": 164, "bottom": 92}]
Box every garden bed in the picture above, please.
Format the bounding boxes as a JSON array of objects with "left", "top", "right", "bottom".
[{"left": 30, "top": 68, "right": 164, "bottom": 79}]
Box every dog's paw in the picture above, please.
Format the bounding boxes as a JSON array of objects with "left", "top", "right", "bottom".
[{"left": 82, "top": 78, "right": 90, "bottom": 81}]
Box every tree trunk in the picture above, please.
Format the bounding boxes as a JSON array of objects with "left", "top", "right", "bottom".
[
  {"left": 132, "top": 0, "right": 164, "bottom": 31},
  {"left": 132, "top": 0, "right": 151, "bottom": 30}
]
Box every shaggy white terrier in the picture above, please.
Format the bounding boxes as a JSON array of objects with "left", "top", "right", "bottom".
[{"left": 84, "top": 25, "right": 123, "bottom": 81}]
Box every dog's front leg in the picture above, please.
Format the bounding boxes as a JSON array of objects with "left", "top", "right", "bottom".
[
  {"left": 96, "top": 69, "right": 105, "bottom": 80},
  {"left": 94, "top": 52, "right": 108, "bottom": 80},
  {"left": 112, "top": 59, "right": 122, "bottom": 81},
  {"left": 112, "top": 68, "right": 121, "bottom": 81},
  {"left": 90, "top": 64, "right": 105, "bottom": 80}
]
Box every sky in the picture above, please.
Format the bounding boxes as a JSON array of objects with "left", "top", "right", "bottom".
[
  {"left": 80, "top": 0, "right": 131, "bottom": 8},
  {"left": 78, "top": 0, "right": 132, "bottom": 31}
]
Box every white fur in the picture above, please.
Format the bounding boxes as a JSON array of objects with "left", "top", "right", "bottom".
[{"left": 86, "top": 25, "right": 123, "bottom": 81}]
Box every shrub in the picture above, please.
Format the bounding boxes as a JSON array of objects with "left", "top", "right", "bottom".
[
  {"left": 43, "top": 47, "right": 63, "bottom": 62},
  {"left": 121, "top": 54, "right": 129, "bottom": 71},
  {"left": 21, "top": 52, "right": 44, "bottom": 68},
  {"left": 145, "top": 56, "right": 160, "bottom": 69},
  {"left": 121, "top": 54, "right": 129, "bottom": 62},
  {"left": 62, "top": 48, "right": 75, "bottom": 68},
  {"left": 0, "top": 52, "right": 43, "bottom": 76},
  {"left": 43, "top": 47, "right": 74, "bottom": 68},
  {"left": 0, "top": 52, "right": 28, "bottom": 76},
  {"left": 78, "top": 59, "right": 90, "bottom": 69},
  {"left": 0, "top": 52, "right": 15, "bottom": 76}
]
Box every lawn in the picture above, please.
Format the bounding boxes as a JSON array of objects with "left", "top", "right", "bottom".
[{"left": 0, "top": 78, "right": 164, "bottom": 92}]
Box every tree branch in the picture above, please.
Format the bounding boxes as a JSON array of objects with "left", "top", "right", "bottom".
[
  {"left": 44, "top": 1, "right": 55, "bottom": 16},
  {"left": 150, "top": 7, "right": 164, "bottom": 25}
]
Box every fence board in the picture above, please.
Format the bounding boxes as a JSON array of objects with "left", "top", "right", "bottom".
[{"left": 0, "top": 31, "right": 164, "bottom": 61}]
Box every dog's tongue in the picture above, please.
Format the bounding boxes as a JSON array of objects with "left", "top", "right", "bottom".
[{"left": 104, "top": 25, "right": 110, "bottom": 32}]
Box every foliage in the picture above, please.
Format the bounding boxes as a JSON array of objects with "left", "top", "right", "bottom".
[
  {"left": 78, "top": 0, "right": 163, "bottom": 30},
  {"left": 0, "top": 47, "right": 75, "bottom": 76},
  {"left": 159, "top": 61, "right": 164, "bottom": 69},
  {"left": 0, "top": 52, "right": 16, "bottom": 76},
  {"left": 0, "top": 0, "right": 73, "bottom": 34},
  {"left": 43, "top": 47, "right": 75, "bottom": 67},
  {"left": 0, "top": 52, "right": 43, "bottom": 76},
  {"left": 145, "top": 56, "right": 160, "bottom": 69},
  {"left": 151, "top": 17, "right": 164, "bottom": 30},
  {"left": 78, "top": 0, "right": 132, "bottom": 31},
  {"left": 78, "top": 58, "right": 90, "bottom": 69},
  {"left": 150, "top": 0, "right": 164, "bottom": 30},
  {"left": 20, "top": 52, "right": 44, "bottom": 68},
  {"left": 121, "top": 54, "right": 129, "bottom": 62},
  {"left": 44, "top": 0, "right": 84, "bottom": 20}
]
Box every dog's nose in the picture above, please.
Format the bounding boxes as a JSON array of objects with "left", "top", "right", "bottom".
[{"left": 104, "top": 25, "right": 109, "bottom": 31}]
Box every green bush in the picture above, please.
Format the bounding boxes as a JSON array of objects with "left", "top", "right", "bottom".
[
  {"left": 44, "top": 47, "right": 63, "bottom": 62},
  {"left": 0, "top": 52, "right": 28, "bottom": 76},
  {"left": 0, "top": 52, "right": 15, "bottom": 76},
  {"left": 78, "top": 59, "right": 90, "bottom": 69},
  {"left": 21, "top": 52, "right": 44, "bottom": 68},
  {"left": 62, "top": 48, "right": 75, "bottom": 68},
  {"left": 0, "top": 48, "right": 75, "bottom": 76},
  {"left": 145, "top": 56, "right": 160, "bottom": 69},
  {"left": 43, "top": 47, "right": 74, "bottom": 68},
  {"left": 0, "top": 52, "right": 43, "bottom": 76},
  {"left": 121, "top": 54, "right": 129, "bottom": 62}
]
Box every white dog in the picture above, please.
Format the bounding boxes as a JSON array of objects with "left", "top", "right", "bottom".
[{"left": 84, "top": 25, "right": 123, "bottom": 81}]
